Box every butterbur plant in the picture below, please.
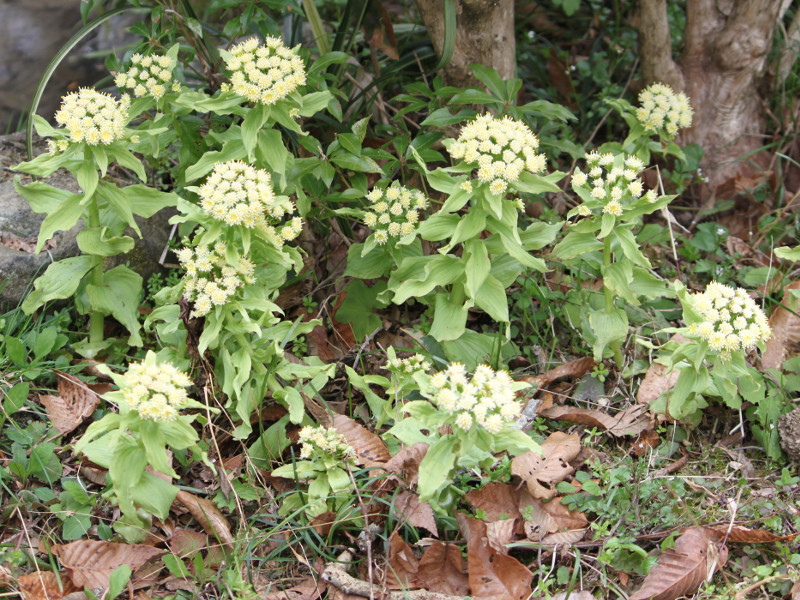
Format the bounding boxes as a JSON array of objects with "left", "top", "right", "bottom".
[
  {"left": 271, "top": 426, "right": 356, "bottom": 518},
  {"left": 13, "top": 88, "right": 177, "bottom": 356},
  {"left": 73, "top": 352, "right": 213, "bottom": 541},
  {"left": 653, "top": 281, "right": 771, "bottom": 427},
  {"left": 607, "top": 81, "right": 694, "bottom": 163},
  {"left": 377, "top": 113, "right": 563, "bottom": 345},
  {"left": 387, "top": 362, "right": 539, "bottom": 513},
  {"left": 553, "top": 150, "right": 675, "bottom": 365}
]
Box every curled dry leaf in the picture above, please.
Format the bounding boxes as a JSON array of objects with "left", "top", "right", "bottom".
[
  {"left": 384, "top": 442, "right": 428, "bottom": 486},
  {"left": 540, "top": 529, "right": 587, "bottom": 547},
  {"left": 485, "top": 519, "right": 516, "bottom": 554},
  {"left": 538, "top": 404, "right": 651, "bottom": 437},
  {"left": 17, "top": 571, "right": 78, "bottom": 600},
  {"left": 706, "top": 524, "right": 798, "bottom": 543},
  {"left": 630, "top": 526, "right": 724, "bottom": 600},
  {"left": 393, "top": 490, "right": 438, "bottom": 536},
  {"left": 416, "top": 542, "right": 469, "bottom": 597},
  {"left": 385, "top": 532, "right": 421, "bottom": 590},
  {"left": 519, "top": 356, "right": 595, "bottom": 391},
  {"left": 332, "top": 414, "right": 391, "bottom": 467},
  {"left": 465, "top": 482, "right": 522, "bottom": 523},
  {"left": 52, "top": 540, "right": 163, "bottom": 590},
  {"left": 457, "top": 514, "right": 533, "bottom": 600},
  {"left": 174, "top": 490, "right": 234, "bottom": 550},
  {"left": 511, "top": 432, "right": 580, "bottom": 499},
  {"left": 39, "top": 370, "right": 102, "bottom": 434},
  {"left": 548, "top": 592, "right": 596, "bottom": 600},
  {"left": 310, "top": 511, "right": 339, "bottom": 537},
  {"left": 762, "top": 281, "right": 800, "bottom": 369},
  {"left": 168, "top": 528, "right": 208, "bottom": 558}
]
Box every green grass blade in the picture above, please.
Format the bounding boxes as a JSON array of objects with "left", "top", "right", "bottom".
[
  {"left": 26, "top": 6, "right": 148, "bottom": 159},
  {"left": 302, "top": 0, "right": 331, "bottom": 55}
]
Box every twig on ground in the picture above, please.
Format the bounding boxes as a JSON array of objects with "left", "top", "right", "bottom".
[{"left": 321, "top": 561, "right": 462, "bottom": 600}]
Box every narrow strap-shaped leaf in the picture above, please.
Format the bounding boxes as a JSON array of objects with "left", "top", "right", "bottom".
[
  {"left": 26, "top": 6, "right": 148, "bottom": 159},
  {"left": 431, "top": 0, "right": 456, "bottom": 72}
]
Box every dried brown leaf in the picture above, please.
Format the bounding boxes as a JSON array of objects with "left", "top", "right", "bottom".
[
  {"left": 384, "top": 442, "right": 427, "bottom": 486},
  {"left": 18, "top": 571, "right": 78, "bottom": 600},
  {"left": 540, "top": 529, "right": 587, "bottom": 547},
  {"left": 168, "top": 528, "right": 207, "bottom": 558},
  {"left": 511, "top": 432, "right": 580, "bottom": 499},
  {"left": 261, "top": 578, "right": 326, "bottom": 600},
  {"left": 459, "top": 515, "right": 532, "bottom": 600},
  {"left": 332, "top": 414, "right": 391, "bottom": 467},
  {"left": 630, "top": 429, "right": 661, "bottom": 457},
  {"left": 637, "top": 362, "right": 680, "bottom": 405},
  {"left": 520, "top": 357, "right": 595, "bottom": 391},
  {"left": 548, "top": 592, "right": 595, "bottom": 600},
  {"left": 39, "top": 371, "right": 102, "bottom": 434},
  {"left": 538, "top": 404, "right": 650, "bottom": 437},
  {"left": 465, "top": 482, "right": 522, "bottom": 523},
  {"left": 706, "top": 524, "right": 798, "bottom": 543},
  {"left": 174, "top": 490, "right": 234, "bottom": 549},
  {"left": 630, "top": 526, "right": 722, "bottom": 600},
  {"left": 519, "top": 491, "right": 588, "bottom": 537},
  {"left": 385, "top": 532, "right": 420, "bottom": 590},
  {"left": 763, "top": 281, "right": 800, "bottom": 369},
  {"left": 310, "top": 511, "right": 338, "bottom": 536},
  {"left": 416, "top": 542, "right": 469, "bottom": 596},
  {"left": 393, "top": 490, "right": 437, "bottom": 536},
  {"left": 52, "top": 541, "right": 163, "bottom": 590},
  {"left": 485, "top": 519, "right": 516, "bottom": 554}
]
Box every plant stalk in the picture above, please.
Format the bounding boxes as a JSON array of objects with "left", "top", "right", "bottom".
[
  {"left": 87, "top": 198, "right": 104, "bottom": 345},
  {"left": 603, "top": 235, "right": 623, "bottom": 367}
]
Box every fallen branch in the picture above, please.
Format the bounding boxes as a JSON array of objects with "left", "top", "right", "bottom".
[{"left": 321, "top": 562, "right": 462, "bottom": 600}]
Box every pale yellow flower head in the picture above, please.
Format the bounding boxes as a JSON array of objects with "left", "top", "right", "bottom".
[
  {"left": 362, "top": 183, "right": 429, "bottom": 245},
  {"left": 428, "top": 363, "right": 525, "bottom": 433},
  {"left": 447, "top": 114, "right": 546, "bottom": 195},
  {"left": 386, "top": 353, "right": 431, "bottom": 375},
  {"left": 122, "top": 357, "right": 192, "bottom": 421},
  {"left": 177, "top": 241, "right": 255, "bottom": 318},
  {"left": 687, "top": 281, "right": 771, "bottom": 361},
  {"left": 54, "top": 88, "right": 128, "bottom": 145},
  {"left": 198, "top": 160, "right": 301, "bottom": 244},
  {"left": 569, "top": 151, "right": 650, "bottom": 219},
  {"left": 115, "top": 53, "right": 178, "bottom": 99},
  {"left": 636, "top": 82, "right": 693, "bottom": 139},
  {"left": 297, "top": 426, "right": 354, "bottom": 462},
  {"left": 225, "top": 36, "right": 306, "bottom": 105}
]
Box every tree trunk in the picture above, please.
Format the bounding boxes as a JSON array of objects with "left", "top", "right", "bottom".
[
  {"left": 415, "top": 0, "right": 516, "bottom": 89},
  {"left": 637, "top": 0, "right": 784, "bottom": 191}
]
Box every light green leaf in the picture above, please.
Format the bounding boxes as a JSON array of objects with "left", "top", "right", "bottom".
[
  {"left": 417, "top": 436, "right": 457, "bottom": 502},
  {"left": 343, "top": 243, "right": 393, "bottom": 279},
  {"left": 464, "top": 240, "right": 490, "bottom": 299},
  {"left": 631, "top": 267, "right": 671, "bottom": 299},
  {"left": 520, "top": 221, "right": 562, "bottom": 250},
  {"left": 473, "top": 274, "right": 509, "bottom": 322},
  {"left": 775, "top": 246, "right": 800, "bottom": 262},
  {"left": 330, "top": 150, "right": 383, "bottom": 173},
  {"left": 588, "top": 309, "right": 628, "bottom": 362},
  {"left": 130, "top": 471, "right": 178, "bottom": 519},
  {"left": 77, "top": 227, "right": 135, "bottom": 256},
  {"left": 21, "top": 256, "right": 94, "bottom": 313},
  {"left": 491, "top": 429, "right": 540, "bottom": 455},
  {"left": 86, "top": 265, "right": 143, "bottom": 345},
  {"left": 185, "top": 140, "right": 246, "bottom": 182},
  {"left": 611, "top": 228, "right": 650, "bottom": 268},
  {"left": 257, "top": 129, "right": 289, "bottom": 177},
  {"left": 426, "top": 168, "right": 458, "bottom": 193},
  {"left": 14, "top": 178, "right": 74, "bottom": 214},
  {"left": 109, "top": 435, "right": 147, "bottom": 517},
  {"left": 418, "top": 213, "right": 461, "bottom": 241},
  {"left": 429, "top": 293, "right": 468, "bottom": 341},
  {"left": 512, "top": 170, "right": 564, "bottom": 194},
  {"left": 299, "top": 91, "right": 334, "bottom": 117},
  {"left": 601, "top": 261, "right": 638, "bottom": 306},
  {"left": 552, "top": 230, "right": 603, "bottom": 259},
  {"left": 241, "top": 103, "right": 270, "bottom": 160},
  {"left": 106, "top": 146, "right": 146, "bottom": 182},
  {"left": 598, "top": 212, "right": 616, "bottom": 239},
  {"left": 124, "top": 184, "right": 179, "bottom": 217},
  {"left": 33, "top": 192, "right": 84, "bottom": 253},
  {"left": 98, "top": 182, "right": 140, "bottom": 236},
  {"left": 390, "top": 255, "right": 465, "bottom": 303},
  {"left": 446, "top": 209, "right": 486, "bottom": 249}
]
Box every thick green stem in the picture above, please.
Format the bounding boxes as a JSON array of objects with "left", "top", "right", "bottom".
[
  {"left": 87, "top": 199, "right": 104, "bottom": 345},
  {"left": 603, "top": 236, "right": 623, "bottom": 367}
]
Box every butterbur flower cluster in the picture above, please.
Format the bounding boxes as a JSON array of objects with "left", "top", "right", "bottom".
[
  {"left": 121, "top": 358, "right": 192, "bottom": 421},
  {"left": 177, "top": 242, "right": 256, "bottom": 317},
  {"left": 571, "top": 151, "right": 656, "bottom": 218},
  {"left": 198, "top": 160, "right": 302, "bottom": 244},
  {"left": 54, "top": 88, "right": 128, "bottom": 145},
  {"left": 447, "top": 114, "right": 546, "bottom": 196},
  {"left": 386, "top": 353, "right": 431, "bottom": 375},
  {"left": 363, "top": 184, "right": 429, "bottom": 245},
  {"left": 114, "top": 53, "right": 179, "bottom": 100},
  {"left": 635, "top": 82, "right": 693, "bottom": 139},
  {"left": 686, "top": 281, "right": 771, "bottom": 360},
  {"left": 225, "top": 36, "right": 306, "bottom": 105},
  {"left": 429, "top": 363, "right": 522, "bottom": 434},
  {"left": 298, "top": 426, "right": 354, "bottom": 462}
]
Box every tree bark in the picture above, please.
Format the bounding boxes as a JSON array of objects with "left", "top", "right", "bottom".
[
  {"left": 637, "top": 0, "right": 784, "bottom": 191},
  {"left": 415, "top": 0, "right": 516, "bottom": 89}
]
